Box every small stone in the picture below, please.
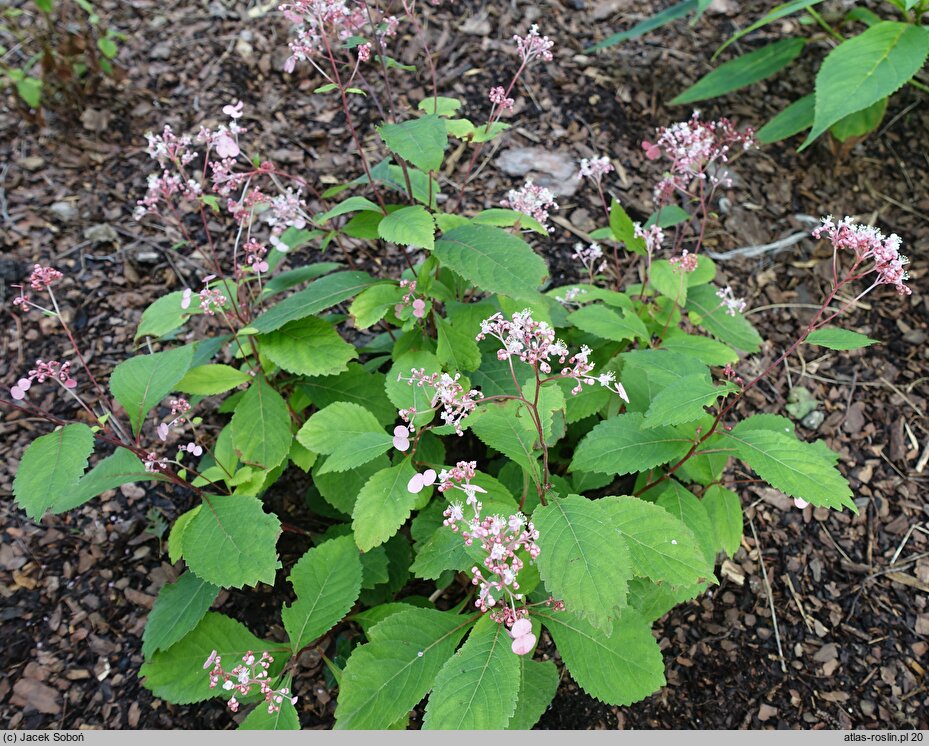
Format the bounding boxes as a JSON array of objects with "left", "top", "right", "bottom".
[
  {"left": 860, "top": 700, "right": 875, "bottom": 717},
  {"left": 802, "top": 410, "right": 825, "bottom": 430},
  {"left": 757, "top": 703, "right": 777, "bottom": 722},
  {"left": 49, "top": 201, "right": 79, "bottom": 222},
  {"left": 83, "top": 223, "right": 119, "bottom": 244}
]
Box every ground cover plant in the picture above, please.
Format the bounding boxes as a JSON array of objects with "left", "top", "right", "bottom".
[{"left": 2, "top": 0, "right": 920, "bottom": 731}]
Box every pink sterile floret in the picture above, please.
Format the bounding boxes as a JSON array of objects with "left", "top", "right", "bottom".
[{"left": 407, "top": 469, "right": 437, "bottom": 494}]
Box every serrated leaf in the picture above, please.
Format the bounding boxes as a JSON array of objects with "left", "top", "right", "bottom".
[
  {"left": 537, "top": 607, "right": 665, "bottom": 705},
  {"left": 315, "top": 196, "right": 381, "bottom": 224},
  {"left": 685, "top": 284, "right": 762, "bottom": 352},
  {"left": 535, "top": 494, "right": 633, "bottom": 631},
  {"left": 472, "top": 208, "right": 548, "bottom": 235},
  {"left": 571, "top": 413, "right": 692, "bottom": 476},
  {"left": 230, "top": 376, "right": 292, "bottom": 470},
  {"left": 135, "top": 291, "right": 196, "bottom": 340},
  {"left": 349, "top": 284, "right": 404, "bottom": 330},
  {"left": 252, "top": 271, "right": 377, "bottom": 333},
  {"left": 378, "top": 115, "right": 448, "bottom": 172},
  {"left": 829, "top": 97, "right": 888, "bottom": 142},
  {"left": 417, "top": 96, "right": 462, "bottom": 116},
  {"left": 239, "top": 697, "right": 299, "bottom": 730},
  {"left": 649, "top": 259, "right": 690, "bottom": 304},
  {"left": 142, "top": 572, "right": 220, "bottom": 657},
  {"left": 13, "top": 424, "right": 94, "bottom": 520},
  {"left": 334, "top": 608, "right": 471, "bottom": 729},
  {"left": 110, "top": 346, "right": 194, "bottom": 435},
  {"left": 758, "top": 93, "right": 815, "bottom": 143},
  {"left": 805, "top": 327, "right": 878, "bottom": 350},
  {"left": 141, "top": 613, "right": 282, "bottom": 704},
  {"left": 507, "top": 658, "right": 559, "bottom": 730},
  {"left": 656, "top": 482, "right": 716, "bottom": 565},
  {"left": 314, "top": 455, "right": 390, "bottom": 515},
  {"left": 802, "top": 22, "right": 929, "bottom": 149},
  {"left": 411, "top": 525, "right": 483, "bottom": 580},
  {"left": 183, "top": 494, "right": 281, "bottom": 588},
  {"left": 433, "top": 225, "right": 548, "bottom": 302},
  {"left": 169, "top": 506, "right": 200, "bottom": 564},
  {"left": 300, "top": 364, "right": 395, "bottom": 425},
  {"left": 282, "top": 535, "right": 363, "bottom": 653},
  {"left": 672, "top": 38, "right": 805, "bottom": 105},
  {"left": 469, "top": 400, "right": 541, "bottom": 482},
  {"left": 377, "top": 205, "right": 436, "bottom": 249},
  {"left": 176, "top": 364, "right": 251, "bottom": 395},
  {"left": 261, "top": 316, "right": 356, "bottom": 376},
  {"left": 424, "top": 615, "right": 521, "bottom": 729},
  {"left": 725, "top": 422, "right": 855, "bottom": 511},
  {"left": 643, "top": 374, "right": 735, "bottom": 428},
  {"left": 297, "top": 402, "right": 392, "bottom": 474},
  {"left": 601, "top": 496, "right": 714, "bottom": 586},
  {"left": 702, "top": 485, "right": 743, "bottom": 557},
  {"left": 609, "top": 198, "right": 646, "bottom": 254},
  {"left": 645, "top": 204, "right": 690, "bottom": 229},
  {"left": 262, "top": 262, "right": 343, "bottom": 297},
  {"left": 568, "top": 303, "right": 648, "bottom": 342},
  {"left": 660, "top": 330, "right": 738, "bottom": 366},
  {"left": 52, "top": 447, "right": 155, "bottom": 513},
  {"left": 436, "top": 317, "right": 481, "bottom": 372},
  {"left": 351, "top": 461, "right": 419, "bottom": 552},
  {"left": 626, "top": 576, "right": 705, "bottom": 622}
]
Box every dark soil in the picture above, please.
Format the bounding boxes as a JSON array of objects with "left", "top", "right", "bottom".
[{"left": 1, "top": 0, "right": 928, "bottom": 730}]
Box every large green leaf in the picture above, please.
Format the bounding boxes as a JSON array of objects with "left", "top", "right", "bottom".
[
  {"left": 805, "top": 327, "right": 878, "bottom": 350},
  {"left": 643, "top": 375, "right": 736, "bottom": 428},
  {"left": 176, "top": 364, "right": 251, "bottom": 395},
  {"left": 334, "top": 608, "right": 471, "bottom": 729},
  {"left": 433, "top": 224, "right": 548, "bottom": 302},
  {"left": 261, "top": 316, "right": 356, "bottom": 377},
  {"left": 702, "top": 484, "right": 743, "bottom": 557},
  {"left": 135, "top": 291, "right": 196, "bottom": 340},
  {"left": 423, "top": 615, "right": 521, "bottom": 729},
  {"left": 352, "top": 461, "right": 419, "bottom": 552},
  {"left": 377, "top": 205, "right": 436, "bottom": 250},
  {"left": 655, "top": 482, "right": 716, "bottom": 566},
  {"left": 297, "top": 401, "right": 392, "bottom": 474},
  {"left": 281, "top": 535, "right": 363, "bottom": 653},
  {"left": 436, "top": 317, "right": 481, "bottom": 372},
  {"left": 568, "top": 303, "right": 648, "bottom": 343},
  {"left": 13, "top": 424, "right": 94, "bottom": 520},
  {"left": 725, "top": 421, "right": 855, "bottom": 510},
  {"left": 660, "top": 330, "right": 738, "bottom": 366},
  {"left": 142, "top": 572, "right": 220, "bottom": 657},
  {"left": 829, "top": 97, "right": 888, "bottom": 142},
  {"left": 377, "top": 115, "right": 448, "bottom": 173},
  {"left": 685, "top": 284, "right": 762, "bottom": 352},
  {"left": 507, "top": 658, "right": 559, "bottom": 730},
  {"left": 239, "top": 696, "right": 300, "bottom": 730},
  {"left": 570, "top": 413, "right": 692, "bottom": 476},
  {"left": 53, "top": 447, "right": 156, "bottom": 513},
  {"left": 534, "top": 494, "right": 633, "bottom": 631},
  {"left": 601, "top": 496, "right": 714, "bottom": 586},
  {"left": 110, "top": 345, "right": 193, "bottom": 435},
  {"left": 230, "top": 376, "right": 292, "bottom": 470},
  {"left": 300, "top": 364, "right": 395, "bottom": 425},
  {"left": 182, "top": 494, "right": 281, "bottom": 588},
  {"left": 469, "top": 399, "right": 541, "bottom": 482},
  {"left": 802, "top": 22, "right": 929, "bottom": 148},
  {"left": 315, "top": 196, "right": 381, "bottom": 224},
  {"left": 313, "top": 455, "right": 389, "bottom": 516},
  {"left": 672, "top": 38, "right": 805, "bottom": 105},
  {"left": 537, "top": 607, "right": 665, "bottom": 705},
  {"left": 141, "top": 613, "right": 283, "bottom": 704},
  {"left": 251, "top": 271, "right": 377, "bottom": 333},
  {"left": 757, "top": 94, "right": 815, "bottom": 143},
  {"left": 588, "top": 0, "right": 699, "bottom": 51},
  {"left": 626, "top": 576, "right": 705, "bottom": 623}
]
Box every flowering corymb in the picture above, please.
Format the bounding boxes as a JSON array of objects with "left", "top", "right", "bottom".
[
  {"left": 813, "top": 216, "right": 911, "bottom": 296},
  {"left": 204, "top": 650, "right": 296, "bottom": 714},
  {"left": 501, "top": 179, "right": 558, "bottom": 233}
]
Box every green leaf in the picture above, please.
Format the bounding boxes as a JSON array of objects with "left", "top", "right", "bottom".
[
  {"left": 349, "top": 284, "right": 404, "bottom": 329},
  {"left": 252, "top": 271, "right": 377, "bottom": 333},
  {"left": 141, "top": 613, "right": 281, "bottom": 704},
  {"left": 110, "top": 346, "right": 194, "bottom": 435},
  {"left": 142, "top": 572, "right": 220, "bottom": 657},
  {"left": 535, "top": 494, "right": 633, "bottom": 631},
  {"left": 660, "top": 330, "right": 738, "bottom": 366},
  {"left": 758, "top": 94, "right": 815, "bottom": 143},
  {"left": 262, "top": 262, "right": 342, "bottom": 297},
  {"left": 300, "top": 364, "right": 395, "bottom": 425},
  {"left": 352, "top": 461, "right": 419, "bottom": 552},
  {"left": 472, "top": 208, "right": 548, "bottom": 235},
  {"left": 609, "top": 199, "right": 647, "bottom": 254},
  {"left": 15, "top": 76, "right": 42, "bottom": 108},
  {"left": 469, "top": 400, "right": 541, "bottom": 482},
  {"left": 377, "top": 115, "right": 448, "bottom": 172},
  {"left": 417, "top": 96, "right": 462, "bottom": 116},
  {"left": 282, "top": 535, "right": 363, "bottom": 653},
  {"left": 433, "top": 225, "right": 548, "bottom": 302},
  {"left": 644, "top": 374, "right": 735, "bottom": 428},
  {"left": 685, "top": 284, "right": 762, "bottom": 352},
  {"left": 702, "top": 485, "right": 743, "bottom": 557},
  {"left": 645, "top": 204, "right": 690, "bottom": 229},
  {"left": 297, "top": 402, "right": 392, "bottom": 474},
  {"left": 334, "top": 608, "right": 471, "bottom": 729},
  {"left": 715, "top": 0, "right": 824, "bottom": 57},
  {"left": 97, "top": 36, "right": 118, "bottom": 58},
  {"left": 802, "top": 22, "right": 929, "bottom": 149},
  {"left": 725, "top": 422, "right": 855, "bottom": 511},
  {"left": 53, "top": 447, "right": 155, "bottom": 513},
  {"left": 626, "top": 576, "right": 705, "bottom": 622},
  {"left": 135, "top": 291, "right": 196, "bottom": 340},
  {"left": 13, "top": 424, "right": 94, "bottom": 520},
  {"left": 182, "top": 494, "right": 281, "bottom": 588},
  {"left": 805, "top": 327, "right": 878, "bottom": 351},
  {"left": 656, "top": 482, "right": 716, "bottom": 565},
  {"left": 239, "top": 697, "right": 300, "bottom": 730},
  {"left": 508, "top": 658, "right": 559, "bottom": 730},
  {"left": 537, "top": 607, "right": 665, "bottom": 705},
  {"left": 568, "top": 303, "right": 648, "bottom": 343},
  {"left": 230, "top": 376, "right": 292, "bottom": 470},
  {"left": 168, "top": 507, "right": 200, "bottom": 564},
  {"left": 176, "top": 364, "right": 251, "bottom": 395},
  {"left": 424, "top": 615, "right": 521, "bottom": 729},
  {"left": 377, "top": 205, "right": 436, "bottom": 250},
  {"left": 829, "top": 97, "right": 888, "bottom": 142},
  {"left": 602, "top": 496, "right": 714, "bottom": 586},
  {"left": 436, "top": 317, "right": 481, "bottom": 372},
  {"left": 315, "top": 196, "right": 381, "bottom": 224},
  {"left": 261, "top": 316, "right": 356, "bottom": 377},
  {"left": 649, "top": 260, "right": 690, "bottom": 304},
  {"left": 314, "top": 455, "right": 389, "bottom": 515},
  {"left": 673, "top": 38, "right": 805, "bottom": 105},
  {"left": 588, "top": 0, "right": 698, "bottom": 51},
  {"left": 571, "top": 413, "right": 692, "bottom": 476}
]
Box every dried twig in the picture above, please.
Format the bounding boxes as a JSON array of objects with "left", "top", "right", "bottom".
[{"left": 748, "top": 517, "right": 787, "bottom": 674}]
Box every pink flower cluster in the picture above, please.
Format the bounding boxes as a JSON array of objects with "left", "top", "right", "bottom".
[
  {"left": 143, "top": 452, "right": 168, "bottom": 473},
  {"left": 572, "top": 241, "right": 606, "bottom": 277},
  {"left": 204, "top": 650, "right": 297, "bottom": 714},
  {"left": 669, "top": 250, "right": 698, "bottom": 273},
  {"left": 643, "top": 112, "right": 755, "bottom": 204},
  {"left": 634, "top": 223, "right": 664, "bottom": 254},
  {"left": 488, "top": 86, "right": 514, "bottom": 112},
  {"left": 716, "top": 285, "right": 747, "bottom": 316},
  {"left": 577, "top": 156, "right": 613, "bottom": 183},
  {"left": 12, "top": 264, "right": 64, "bottom": 312},
  {"left": 242, "top": 239, "right": 270, "bottom": 274},
  {"left": 395, "top": 279, "right": 426, "bottom": 319},
  {"left": 157, "top": 397, "right": 191, "bottom": 441},
  {"left": 181, "top": 276, "right": 228, "bottom": 316},
  {"left": 513, "top": 24, "right": 554, "bottom": 64},
  {"left": 477, "top": 310, "right": 629, "bottom": 400},
  {"left": 501, "top": 179, "right": 558, "bottom": 232},
  {"left": 396, "top": 370, "right": 482, "bottom": 435},
  {"left": 812, "top": 216, "right": 911, "bottom": 296},
  {"left": 10, "top": 360, "right": 76, "bottom": 401}
]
